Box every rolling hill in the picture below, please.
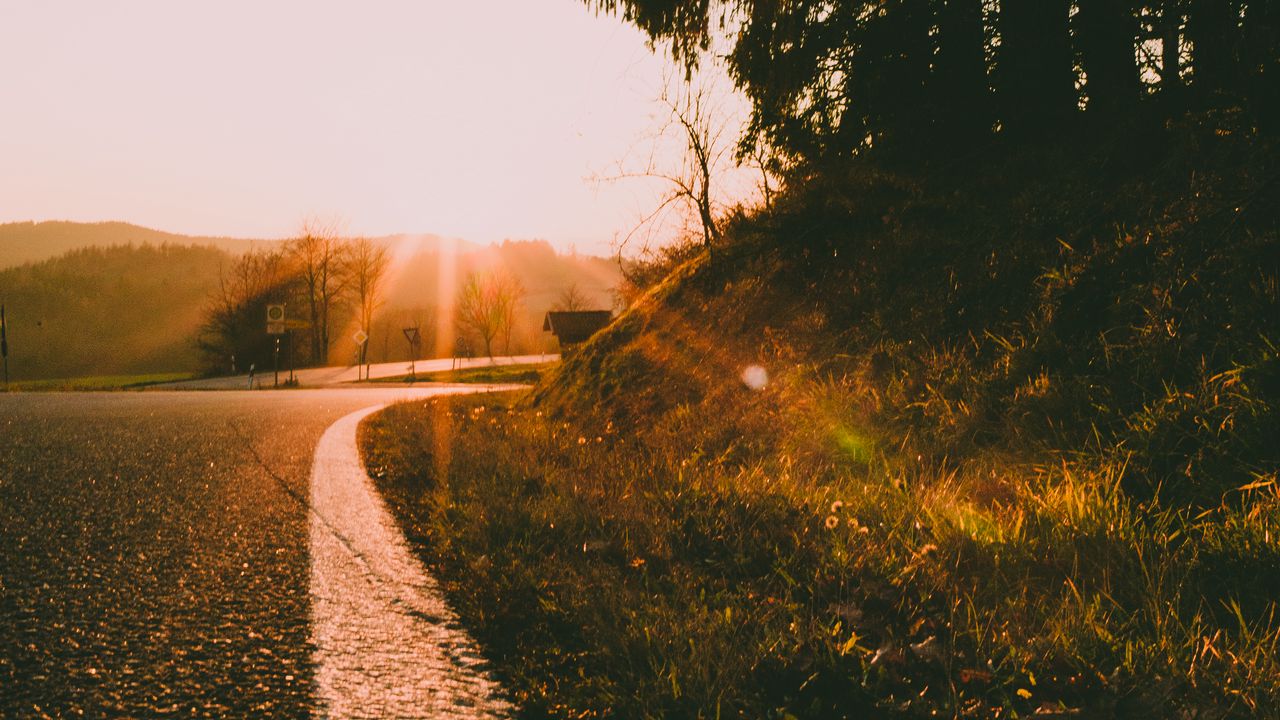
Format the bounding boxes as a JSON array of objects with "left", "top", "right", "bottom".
[{"left": 0, "top": 221, "right": 267, "bottom": 269}]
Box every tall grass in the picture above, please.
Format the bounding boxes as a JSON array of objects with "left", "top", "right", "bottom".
[
  {"left": 363, "top": 129, "right": 1279, "bottom": 717},
  {"left": 364, "top": 383, "right": 1280, "bottom": 717}
]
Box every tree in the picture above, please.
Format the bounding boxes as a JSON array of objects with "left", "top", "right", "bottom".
[
  {"left": 1243, "top": 0, "right": 1280, "bottom": 126},
  {"left": 997, "top": 0, "right": 1077, "bottom": 135},
  {"left": 1155, "top": 0, "right": 1187, "bottom": 103},
  {"left": 933, "top": 0, "right": 993, "bottom": 145},
  {"left": 346, "top": 236, "right": 390, "bottom": 378},
  {"left": 289, "top": 220, "right": 347, "bottom": 365},
  {"left": 456, "top": 272, "right": 524, "bottom": 358},
  {"left": 497, "top": 274, "right": 525, "bottom": 355},
  {"left": 607, "top": 71, "right": 737, "bottom": 258},
  {"left": 199, "top": 248, "right": 295, "bottom": 373},
  {"left": 1076, "top": 0, "right": 1141, "bottom": 116},
  {"left": 555, "top": 283, "right": 590, "bottom": 312},
  {"left": 1186, "top": 0, "right": 1243, "bottom": 97},
  {"left": 586, "top": 0, "right": 1277, "bottom": 167}
]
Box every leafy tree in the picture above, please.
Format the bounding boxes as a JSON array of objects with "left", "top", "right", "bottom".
[{"left": 585, "top": 0, "right": 1279, "bottom": 169}]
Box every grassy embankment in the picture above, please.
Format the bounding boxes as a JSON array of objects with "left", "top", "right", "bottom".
[
  {"left": 2, "top": 372, "right": 196, "bottom": 392},
  {"left": 362, "top": 126, "right": 1279, "bottom": 718}
]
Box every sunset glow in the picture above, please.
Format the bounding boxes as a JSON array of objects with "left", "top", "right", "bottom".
[{"left": 0, "top": 1, "right": 685, "bottom": 254}]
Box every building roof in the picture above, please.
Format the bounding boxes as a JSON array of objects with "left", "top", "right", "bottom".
[{"left": 543, "top": 310, "right": 613, "bottom": 345}]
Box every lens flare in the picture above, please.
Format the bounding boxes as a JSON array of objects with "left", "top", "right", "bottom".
[{"left": 741, "top": 365, "right": 768, "bottom": 390}]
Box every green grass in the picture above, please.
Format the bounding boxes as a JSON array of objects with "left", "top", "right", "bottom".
[
  {"left": 362, "top": 362, "right": 551, "bottom": 385},
  {"left": 2, "top": 372, "right": 197, "bottom": 392},
  {"left": 363, "top": 386, "right": 1280, "bottom": 719},
  {"left": 360, "top": 130, "right": 1279, "bottom": 717}
]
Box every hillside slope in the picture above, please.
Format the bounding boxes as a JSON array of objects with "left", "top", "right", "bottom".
[
  {"left": 0, "top": 244, "right": 231, "bottom": 380},
  {"left": 0, "top": 221, "right": 264, "bottom": 269},
  {"left": 504, "top": 126, "right": 1280, "bottom": 715},
  {"left": 538, "top": 126, "right": 1279, "bottom": 507}
]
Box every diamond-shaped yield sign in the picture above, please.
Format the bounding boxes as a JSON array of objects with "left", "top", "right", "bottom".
[{"left": 353, "top": 329, "right": 369, "bottom": 346}]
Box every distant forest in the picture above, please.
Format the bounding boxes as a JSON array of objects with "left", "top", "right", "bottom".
[
  {"left": 0, "top": 221, "right": 260, "bottom": 269},
  {"left": 0, "top": 244, "right": 226, "bottom": 379},
  {"left": 0, "top": 223, "right": 620, "bottom": 380}
]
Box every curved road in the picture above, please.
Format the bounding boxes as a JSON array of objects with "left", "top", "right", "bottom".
[
  {"left": 155, "top": 355, "right": 555, "bottom": 390},
  {"left": 0, "top": 388, "right": 510, "bottom": 718}
]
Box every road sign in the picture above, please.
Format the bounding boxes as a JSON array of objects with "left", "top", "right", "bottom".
[
  {"left": 402, "top": 327, "right": 422, "bottom": 381},
  {"left": 353, "top": 329, "right": 369, "bottom": 346},
  {"left": 267, "top": 304, "right": 286, "bottom": 335}
]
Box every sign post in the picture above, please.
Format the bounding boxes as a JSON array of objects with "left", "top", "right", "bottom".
[
  {"left": 266, "top": 304, "right": 286, "bottom": 336},
  {"left": 353, "top": 329, "right": 369, "bottom": 380},
  {"left": 1, "top": 304, "right": 8, "bottom": 388},
  {"left": 402, "top": 326, "right": 421, "bottom": 382},
  {"left": 266, "top": 305, "right": 285, "bottom": 388}
]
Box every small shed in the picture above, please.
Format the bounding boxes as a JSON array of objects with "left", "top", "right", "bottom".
[{"left": 543, "top": 310, "right": 613, "bottom": 347}]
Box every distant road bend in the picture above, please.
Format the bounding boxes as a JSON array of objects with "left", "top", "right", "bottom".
[
  {"left": 0, "top": 387, "right": 514, "bottom": 718},
  {"left": 156, "top": 354, "right": 554, "bottom": 390}
]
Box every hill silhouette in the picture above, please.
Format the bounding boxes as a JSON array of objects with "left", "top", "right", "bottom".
[{"left": 0, "top": 221, "right": 265, "bottom": 269}]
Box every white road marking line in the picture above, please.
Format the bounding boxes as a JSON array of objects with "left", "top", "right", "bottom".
[{"left": 309, "top": 403, "right": 511, "bottom": 719}]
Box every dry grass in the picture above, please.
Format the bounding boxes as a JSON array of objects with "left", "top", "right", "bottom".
[{"left": 361, "top": 131, "right": 1279, "bottom": 718}]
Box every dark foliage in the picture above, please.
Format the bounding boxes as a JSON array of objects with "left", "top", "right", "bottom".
[{"left": 586, "top": 0, "right": 1280, "bottom": 165}]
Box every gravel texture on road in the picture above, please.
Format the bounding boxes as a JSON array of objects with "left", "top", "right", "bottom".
[{"left": 0, "top": 389, "right": 509, "bottom": 718}]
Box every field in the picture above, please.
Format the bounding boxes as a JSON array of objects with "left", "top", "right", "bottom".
[{"left": 2, "top": 372, "right": 196, "bottom": 392}]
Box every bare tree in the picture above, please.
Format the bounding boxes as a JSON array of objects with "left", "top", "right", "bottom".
[
  {"left": 199, "top": 248, "right": 294, "bottom": 373},
  {"left": 601, "top": 69, "right": 741, "bottom": 261},
  {"left": 554, "top": 282, "right": 590, "bottom": 311},
  {"left": 456, "top": 272, "right": 524, "bottom": 359},
  {"left": 289, "top": 219, "right": 347, "bottom": 365},
  {"left": 743, "top": 129, "right": 783, "bottom": 212},
  {"left": 346, "top": 236, "right": 390, "bottom": 378},
  {"left": 497, "top": 274, "right": 525, "bottom": 355}
]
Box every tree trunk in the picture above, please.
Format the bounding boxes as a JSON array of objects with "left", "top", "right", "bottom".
[
  {"left": 998, "top": 0, "right": 1077, "bottom": 136},
  {"left": 1243, "top": 0, "right": 1279, "bottom": 127},
  {"left": 1160, "top": 0, "right": 1185, "bottom": 104},
  {"left": 933, "top": 0, "right": 992, "bottom": 145},
  {"left": 1187, "top": 0, "right": 1243, "bottom": 97},
  {"left": 852, "top": 0, "right": 934, "bottom": 150},
  {"left": 1076, "top": 0, "right": 1141, "bottom": 115}
]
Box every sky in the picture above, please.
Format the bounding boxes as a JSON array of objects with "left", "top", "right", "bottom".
[{"left": 0, "top": 1, "right": 737, "bottom": 256}]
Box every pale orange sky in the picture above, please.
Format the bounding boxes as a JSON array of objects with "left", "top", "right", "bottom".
[{"left": 0, "top": 1, "right": 720, "bottom": 255}]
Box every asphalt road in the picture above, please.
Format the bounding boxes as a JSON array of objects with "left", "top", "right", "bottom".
[
  {"left": 156, "top": 354, "right": 556, "bottom": 390},
  {"left": 0, "top": 388, "right": 501, "bottom": 718}
]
